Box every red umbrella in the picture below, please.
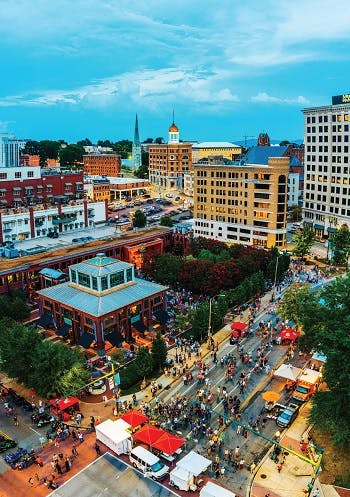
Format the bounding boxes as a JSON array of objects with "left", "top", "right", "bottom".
[
  {"left": 121, "top": 409, "right": 149, "bottom": 428},
  {"left": 152, "top": 432, "right": 185, "bottom": 455},
  {"left": 231, "top": 321, "right": 247, "bottom": 331},
  {"left": 279, "top": 328, "right": 300, "bottom": 342},
  {"left": 133, "top": 424, "right": 165, "bottom": 446}
]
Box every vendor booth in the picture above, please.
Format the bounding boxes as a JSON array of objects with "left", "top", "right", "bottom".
[
  {"left": 49, "top": 396, "right": 80, "bottom": 421},
  {"left": 95, "top": 419, "right": 132, "bottom": 455},
  {"left": 200, "top": 481, "right": 237, "bottom": 497},
  {"left": 170, "top": 450, "right": 211, "bottom": 491}
]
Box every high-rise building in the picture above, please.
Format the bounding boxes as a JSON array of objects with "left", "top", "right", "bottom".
[
  {"left": 0, "top": 135, "right": 26, "bottom": 168},
  {"left": 193, "top": 157, "right": 289, "bottom": 248},
  {"left": 302, "top": 94, "right": 350, "bottom": 237},
  {"left": 132, "top": 114, "right": 142, "bottom": 170},
  {"left": 148, "top": 119, "right": 192, "bottom": 190},
  {"left": 83, "top": 154, "right": 121, "bottom": 177}
]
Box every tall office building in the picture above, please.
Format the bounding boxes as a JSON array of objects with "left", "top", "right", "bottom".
[
  {"left": 302, "top": 94, "right": 350, "bottom": 236},
  {"left": 132, "top": 114, "right": 142, "bottom": 170},
  {"left": 148, "top": 118, "right": 192, "bottom": 190},
  {"left": 0, "top": 135, "right": 26, "bottom": 168},
  {"left": 193, "top": 157, "right": 289, "bottom": 248}
]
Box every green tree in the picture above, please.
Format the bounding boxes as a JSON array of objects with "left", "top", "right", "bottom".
[
  {"left": 278, "top": 276, "right": 350, "bottom": 448},
  {"left": 277, "top": 283, "right": 317, "bottom": 330},
  {"left": 135, "top": 163, "right": 149, "bottom": 179},
  {"left": 151, "top": 332, "right": 168, "bottom": 372},
  {"left": 0, "top": 294, "right": 30, "bottom": 321},
  {"left": 77, "top": 138, "right": 92, "bottom": 146},
  {"left": 133, "top": 209, "right": 147, "bottom": 228},
  {"left": 289, "top": 204, "right": 302, "bottom": 222},
  {"left": 134, "top": 346, "right": 153, "bottom": 378},
  {"left": 113, "top": 140, "right": 132, "bottom": 159},
  {"left": 331, "top": 225, "right": 350, "bottom": 266},
  {"left": 59, "top": 144, "right": 85, "bottom": 167},
  {"left": 160, "top": 215, "right": 173, "bottom": 227},
  {"left": 191, "top": 303, "right": 210, "bottom": 341},
  {"left": 155, "top": 137, "right": 164, "bottom": 144},
  {"left": 153, "top": 253, "right": 183, "bottom": 285},
  {"left": 56, "top": 362, "right": 90, "bottom": 397},
  {"left": 292, "top": 226, "right": 315, "bottom": 259}
]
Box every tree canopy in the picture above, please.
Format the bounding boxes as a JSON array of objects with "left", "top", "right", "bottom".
[
  {"left": 151, "top": 332, "right": 168, "bottom": 372},
  {"left": 133, "top": 209, "right": 147, "bottom": 228},
  {"left": 277, "top": 277, "right": 350, "bottom": 448},
  {"left": 292, "top": 226, "right": 315, "bottom": 259},
  {"left": 59, "top": 144, "right": 85, "bottom": 168}
]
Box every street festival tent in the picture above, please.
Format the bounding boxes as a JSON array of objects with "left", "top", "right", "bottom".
[
  {"left": 176, "top": 450, "right": 212, "bottom": 476},
  {"left": 273, "top": 363, "right": 302, "bottom": 381},
  {"left": 230, "top": 321, "right": 247, "bottom": 331},
  {"left": 152, "top": 432, "right": 185, "bottom": 455},
  {"left": 121, "top": 409, "right": 148, "bottom": 428},
  {"left": 95, "top": 419, "right": 132, "bottom": 455},
  {"left": 278, "top": 327, "right": 300, "bottom": 342},
  {"left": 133, "top": 424, "right": 166, "bottom": 447}
]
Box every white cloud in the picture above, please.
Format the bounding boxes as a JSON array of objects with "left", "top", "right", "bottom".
[
  {"left": 0, "top": 67, "right": 239, "bottom": 110},
  {"left": 251, "top": 92, "right": 310, "bottom": 105}
]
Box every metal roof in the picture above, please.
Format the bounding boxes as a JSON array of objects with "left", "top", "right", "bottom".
[
  {"left": 192, "top": 141, "right": 240, "bottom": 148},
  {"left": 37, "top": 277, "right": 168, "bottom": 316},
  {"left": 245, "top": 146, "right": 289, "bottom": 164},
  {"left": 39, "top": 267, "right": 66, "bottom": 279},
  {"left": 70, "top": 255, "right": 133, "bottom": 277}
]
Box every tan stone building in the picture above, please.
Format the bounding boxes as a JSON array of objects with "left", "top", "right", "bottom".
[
  {"left": 192, "top": 142, "right": 242, "bottom": 163},
  {"left": 83, "top": 154, "right": 121, "bottom": 177},
  {"left": 148, "top": 121, "right": 192, "bottom": 190},
  {"left": 193, "top": 157, "right": 289, "bottom": 248}
]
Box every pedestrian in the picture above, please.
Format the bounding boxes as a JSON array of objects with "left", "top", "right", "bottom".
[
  {"left": 102, "top": 395, "right": 108, "bottom": 406},
  {"left": 65, "top": 456, "right": 71, "bottom": 472},
  {"left": 90, "top": 415, "right": 95, "bottom": 430},
  {"left": 277, "top": 463, "right": 283, "bottom": 473},
  {"left": 215, "top": 468, "right": 220, "bottom": 479},
  {"left": 250, "top": 462, "right": 256, "bottom": 473},
  {"left": 13, "top": 414, "right": 18, "bottom": 426},
  {"left": 55, "top": 462, "right": 63, "bottom": 474},
  {"left": 72, "top": 444, "right": 78, "bottom": 458},
  {"left": 28, "top": 477, "right": 34, "bottom": 486},
  {"left": 71, "top": 429, "right": 78, "bottom": 441},
  {"left": 239, "top": 458, "right": 245, "bottom": 470},
  {"left": 77, "top": 431, "right": 84, "bottom": 443},
  {"left": 95, "top": 443, "right": 101, "bottom": 456},
  {"left": 234, "top": 446, "right": 240, "bottom": 458},
  {"left": 220, "top": 466, "right": 225, "bottom": 477}
]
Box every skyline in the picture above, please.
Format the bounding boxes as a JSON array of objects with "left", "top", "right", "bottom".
[{"left": 0, "top": 0, "right": 349, "bottom": 143}]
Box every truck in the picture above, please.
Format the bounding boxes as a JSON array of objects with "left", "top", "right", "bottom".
[
  {"left": 276, "top": 402, "right": 300, "bottom": 428},
  {"left": 291, "top": 368, "right": 321, "bottom": 404}
]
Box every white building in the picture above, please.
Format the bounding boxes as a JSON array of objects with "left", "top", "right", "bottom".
[
  {"left": 302, "top": 94, "right": 350, "bottom": 237},
  {"left": 0, "top": 201, "right": 106, "bottom": 242},
  {"left": 288, "top": 172, "right": 300, "bottom": 208},
  {"left": 183, "top": 171, "right": 194, "bottom": 197}
]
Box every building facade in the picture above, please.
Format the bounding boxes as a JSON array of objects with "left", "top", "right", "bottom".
[
  {"left": 83, "top": 154, "right": 121, "bottom": 177},
  {"left": 302, "top": 94, "right": 350, "bottom": 237},
  {"left": 192, "top": 142, "right": 242, "bottom": 163},
  {"left": 0, "top": 200, "right": 107, "bottom": 243},
  {"left": 148, "top": 120, "right": 192, "bottom": 190},
  {"left": 0, "top": 135, "right": 26, "bottom": 168},
  {"left": 37, "top": 253, "right": 168, "bottom": 354},
  {"left": 0, "top": 167, "right": 84, "bottom": 208},
  {"left": 193, "top": 157, "right": 289, "bottom": 248}
]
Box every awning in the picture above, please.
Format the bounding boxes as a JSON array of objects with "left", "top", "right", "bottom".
[
  {"left": 327, "top": 227, "right": 336, "bottom": 233},
  {"left": 39, "top": 268, "right": 66, "bottom": 279},
  {"left": 77, "top": 332, "right": 94, "bottom": 349},
  {"left": 153, "top": 309, "right": 170, "bottom": 324},
  {"left": 231, "top": 321, "right": 247, "bottom": 331},
  {"left": 121, "top": 409, "right": 149, "bottom": 428},
  {"left": 37, "top": 313, "right": 53, "bottom": 328},
  {"left": 0, "top": 199, "right": 7, "bottom": 204},
  {"left": 303, "top": 221, "right": 313, "bottom": 227},
  {"left": 152, "top": 432, "right": 185, "bottom": 455},
  {"left": 56, "top": 322, "right": 71, "bottom": 337},
  {"left": 133, "top": 424, "right": 165, "bottom": 446},
  {"left": 46, "top": 184, "right": 53, "bottom": 188},
  {"left": 0, "top": 188, "right": 7, "bottom": 192},
  {"left": 314, "top": 224, "right": 324, "bottom": 231},
  {"left": 132, "top": 320, "right": 147, "bottom": 333},
  {"left": 106, "top": 331, "right": 124, "bottom": 347}
]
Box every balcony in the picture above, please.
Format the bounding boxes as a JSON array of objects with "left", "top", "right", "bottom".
[{"left": 52, "top": 215, "right": 77, "bottom": 225}]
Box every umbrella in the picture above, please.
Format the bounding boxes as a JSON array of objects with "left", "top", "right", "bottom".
[
  {"left": 279, "top": 328, "right": 300, "bottom": 342},
  {"left": 231, "top": 321, "right": 247, "bottom": 331},
  {"left": 261, "top": 391, "right": 280, "bottom": 403},
  {"left": 273, "top": 364, "right": 302, "bottom": 381},
  {"left": 121, "top": 409, "right": 149, "bottom": 428},
  {"left": 152, "top": 432, "right": 185, "bottom": 455},
  {"left": 133, "top": 424, "right": 165, "bottom": 446}
]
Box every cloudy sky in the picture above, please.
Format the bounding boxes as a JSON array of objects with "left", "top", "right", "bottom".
[{"left": 0, "top": 0, "right": 349, "bottom": 143}]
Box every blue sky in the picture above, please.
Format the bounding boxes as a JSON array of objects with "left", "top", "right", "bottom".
[{"left": 0, "top": 0, "right": 349, "bottom": 144}]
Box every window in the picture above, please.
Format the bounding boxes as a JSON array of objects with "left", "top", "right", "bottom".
[
  {"left": 27, "top": 171, "right": 34, "bottom": 178},
  {"left": 0, "top": 172, "right": 7, "bottom": 179},
  {"left": 126, "top": 268, "right": 133, "bottom": 282},
  {"left": 110, "top": 271, "right": 124, "bottom": 287},
  {"left": 92, "top": 276, "right": 98, "bottom": 290},
  {"left": 71, "top": 270, "right": 77, "bottom": 283},
  {"left": 77, "top": 272, "right": 90, "bottom": 288},
  {"left": 101, "top": 276, "right": 108, "bottom": 291},
  {"left": 15, "top": 172, "right": 22, "bottom": 178}
]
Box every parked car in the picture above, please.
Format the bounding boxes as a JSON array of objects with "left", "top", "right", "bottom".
[
  {"left": 0, "top": 432, "right": 17, "bottom": 453},
  {"left": 47, "top": 232, "right": 59, "bottom": 238},
  {"left": 276, "top": 403, "right": 299, "bottom": 428}
]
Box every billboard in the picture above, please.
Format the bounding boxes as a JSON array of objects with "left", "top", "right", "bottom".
[{"left": 332, "top": 94, "right": 350, "bottom": 105}]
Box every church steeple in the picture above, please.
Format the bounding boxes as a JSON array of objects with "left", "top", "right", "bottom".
[{"left": 132, "top": 114, "right": 142, "bottom": 170}]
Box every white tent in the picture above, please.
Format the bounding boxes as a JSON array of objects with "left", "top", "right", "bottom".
[
  {"left": 95, "top": 418, "right": 132, "bottom": 455},
  {"left": 176, "top": 450, "right": 212, "bottom": 476},
  {"left": 200, "top": 481, "right": 236, "bottom": 497},
  {"left": 273, "top": 363, "right": 302, "bottom": 381},
  {"left": 113, "top": 418, "right": 131, "bottom": 431}
]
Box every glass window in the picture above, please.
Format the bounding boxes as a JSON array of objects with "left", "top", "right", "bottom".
[
  {"left": 71, "top": 270, "right": 76, "bottom": 283},
  {"left": 77, "top": 272, "right": 90, "bottom": 288},
  {"left": 126, "top": 268, "right": 133, "bottom": 282},
  {"left": 101, "top": 276, "right": 108, "bottom": 291},
  {"left": 110, "top": 271, "right": 124, "bottom": 287},
  {"left": 92, "top": 276, "right": 98, "bottom": 290}
]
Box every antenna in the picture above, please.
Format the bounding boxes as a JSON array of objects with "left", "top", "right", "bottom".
[{"left": 172, "top": 109, "right": 175, "bottom": 125}]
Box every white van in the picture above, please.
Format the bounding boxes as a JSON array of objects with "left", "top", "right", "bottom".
[{"left": 129, "top": 446, "right": 169, "bottom": 480}]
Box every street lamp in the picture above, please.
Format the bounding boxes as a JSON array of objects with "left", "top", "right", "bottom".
[
  {"left": 271, "top": 255, "right": 280, "bottom": 301},
  {"left": 207, "top": 293, "right": 226, "bottom": 339}
]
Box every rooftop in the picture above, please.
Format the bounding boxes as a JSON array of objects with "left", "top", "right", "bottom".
[{"left": 193, "top": 141, "right": 240, "bottom": 148}]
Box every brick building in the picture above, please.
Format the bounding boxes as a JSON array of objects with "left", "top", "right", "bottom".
[{"left": 83, "top": 154, "right": 121, "bottom": 177}]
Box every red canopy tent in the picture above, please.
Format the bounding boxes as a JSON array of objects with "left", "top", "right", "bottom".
[
  {"left": 152, "top": 432, "right": 185, "bottom": 455},
  {"left": 133, "top": 424, "right": 165, "bottom": 446},
  {"left": 231, "top": 330, "right": 240, "bottom": 339},
  {"left": 121, "top": 409, "right": 148, "bottom": 428},
  {"left": 231, "top": 321, "right": 247, "bottom": 331},
  {"left": 49, "top": 396, "right": 80, "bottom": 421},
  {"left": 278, "top": 328, "right": 300, "bottom": 342}
]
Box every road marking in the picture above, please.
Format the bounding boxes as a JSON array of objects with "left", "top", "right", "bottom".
[{"left": 30, "top": 427, "right": 41, "bottom": 436}]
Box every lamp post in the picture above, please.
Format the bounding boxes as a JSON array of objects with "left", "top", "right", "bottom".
[
  {"left": 207, "top": 293, "right": 226, "bottom": 339},
  {"left": 271, "top": 255, "right": 280, "bottom": 301}
]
